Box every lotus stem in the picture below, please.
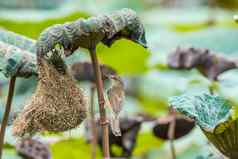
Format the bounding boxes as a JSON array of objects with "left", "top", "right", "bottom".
[
  {"left": 89, "top": 48, "right": 110, "bottom": 158},
  {"left": 0, "top": 76, "right": 16, "bottom": 159},
  {"left": 168, "top": 113, "right": 176, "bottom": 159},
  {"left": 90, "top": 85, "right": 98, "bottom": 159}
]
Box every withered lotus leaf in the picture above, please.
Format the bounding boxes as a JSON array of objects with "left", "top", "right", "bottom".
[
  {"left": 153, "top": 115, "right": 195, "bottom": 140},
  {"left": 36, "top": 8, "right": 147, "bottom": 57},
  {"left": 168, "top": 47, "right": 237, "bottom": 80},
  {"left": 16, "top": 138, "right": 51, "bottom": 159},
  {"left": 86, "top": 117, "right": 142, "bottom": 158},
  {"left": 70, "top": 61, "right": 116, "bottom": 82}
]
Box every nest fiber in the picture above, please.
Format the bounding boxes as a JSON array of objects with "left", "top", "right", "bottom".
[{"left": 12, "top": 58, "right": 87, "bottom": 137}]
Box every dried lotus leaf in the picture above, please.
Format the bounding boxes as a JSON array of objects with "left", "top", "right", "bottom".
[
  {"left": 168, "top": 47, "right": 237, "bottom": 80},
  {"left": 16, "top": 138, "right": 51, "bottom": 159}
]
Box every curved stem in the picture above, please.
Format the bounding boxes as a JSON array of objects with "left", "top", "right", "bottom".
[
  {"left": 89, "top": 48, "right": 110, "bottom": 159},
  {"left": 0, "top": 76, "right": 16, "bottom": 159},
  {"left": 90, "top": 85, "right": 97, "bottom": 159},
  {"left": 168, "top": 113, "right": 176, "bottom": 159}
]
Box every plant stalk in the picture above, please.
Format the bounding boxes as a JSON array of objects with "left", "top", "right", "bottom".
[
  {"left": 89, "top": 48, "right": 110, "bottom": 159},
  {"left": 209, "top": 82, "right": 215, "bottom": 95},
  {"left": 90, "top": 85, "right": 98, "bottom": 159},
  {"left": 0, "top": 76, "right": 16, "bottom": 159},
  {"left": 207, "top": 0, "right": 216, "bottom": 26},
  {"left": 168, "top": 113, "right": 176, "bottom": 159}
]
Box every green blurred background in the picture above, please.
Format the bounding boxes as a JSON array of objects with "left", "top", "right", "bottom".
[{"left": 1, "top": 0, "right": 238, "bottom": 158}]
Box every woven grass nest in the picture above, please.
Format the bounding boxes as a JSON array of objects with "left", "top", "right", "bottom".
[{"left": 12, "top": 54, "right": 87, "bottom": 137}]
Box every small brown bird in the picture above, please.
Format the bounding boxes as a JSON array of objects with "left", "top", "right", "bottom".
[{"left": 106, "top": 75, "right": 125, "bottom": 136}]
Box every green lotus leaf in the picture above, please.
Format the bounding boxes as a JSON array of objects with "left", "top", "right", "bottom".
[
  {"left": 97, "top": 39, "right": 150, "bottom": 75},
  {"left": 51, "top": 138, "right": 101, "bottom": 159},
  {"left": 0, "top": 29, "right": 35, "bottom": 53},
  {"left": 169, "top": 94, "right": 233, "bottom": 134},
  {"left": 169, "top": 94, "right": 238, "bottom": 158}
]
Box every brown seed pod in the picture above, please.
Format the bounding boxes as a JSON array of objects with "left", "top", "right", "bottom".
[
  {"left": 16, "top": 138, "right": 51, "bottom": 159},
  {"left": 12, "top": 48, "right": 87, "bottom": 137},
  {"left": 167, "top": 47, "right": 237, "bottom": 80},
  {"left": 153, "top": 115, "right": 195, "bottom": 140}
]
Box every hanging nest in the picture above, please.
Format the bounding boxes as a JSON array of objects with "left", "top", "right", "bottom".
[{"left": 12, "top": 50, "right": 87, "bottom": 137}]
